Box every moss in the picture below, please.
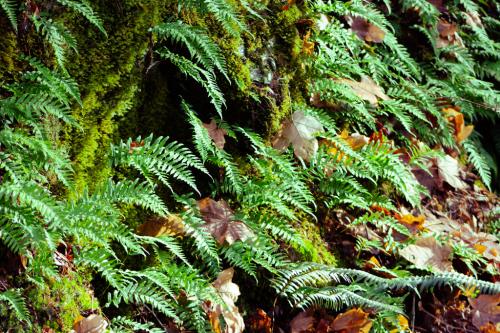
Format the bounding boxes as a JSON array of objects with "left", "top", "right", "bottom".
[
  {"left": 294, "top": 217, "right": 337, "bottom": 265},
  {"left": 62, "top": 0, "right": 172, "bottom": 192},
  {"left": 28, "top": 270, "right": 98, "bottom": 332}
]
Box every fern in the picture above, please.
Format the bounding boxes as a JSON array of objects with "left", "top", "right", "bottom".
[
  {"left": 111, "top": 134, "right": 209, "bottom": 194},
  {"left": 0, "top": 289, "right": 30, "bottom": 323},
  {"left": 0, "top": 0, "right": 17, "bottom": 32},
  {"left": 463, "top": 136, "right": 495, "bottom": 189},
  {"left": 55, "top": 0, "right": 106, "bottom": 36}
]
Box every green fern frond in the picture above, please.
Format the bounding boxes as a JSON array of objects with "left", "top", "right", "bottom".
[
  {"left": 0, "top": 289, "right": 30, "bottom": 323},
  {"left": 151, "top": 20, "right": 228, "bottom": 80},
  {"left": 55, "top": 0, "right": 107, "bottom": 36},
  {"left": 0, "top": 0, "right": 17, "bottom": 32}
]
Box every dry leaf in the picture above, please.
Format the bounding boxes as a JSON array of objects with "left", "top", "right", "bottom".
[
  {"left": 389, "top": 315, "right": 410, "bottom": 333},
  {"left": 137, "top": 214, "right": 185, "bottom": 237},
  {"left": 73, "top": 314, "right": 108, "bottom": 333},
  {"left": 272, "top": 111, "right": 324, "bottom": 161},
  {"left": 247, "top": 309, "right": 272, "bottom": 333},
  {"left": 436, "top": 19, "right": 464, "bottom": 48},
  {"left": 331, "top": 308, "right": 373, "bottom": 333},
  {"left": 436, "top": 155, "right": 468, "bottom": 190},
  {"left": 397, "top": 214, "right": 425, "bottom": 234},
  {"left": 443, "top": 108, "right": 474, "bottom": 143},
  {"left": 346, "top": 16, "right": 385, "bottom": 43},
  {"left": 337, "top": 76, "right": 390, "bottom": 106},
  {"left": 469, "top": 294, "right": 500, "bottom": 331},
  {"left": 211, "top": 268, "right": 245, "bottom": 333},
  {"left": 204, "top": 119, "right": 227, "bottom": 149},
  {"left": 302, "top": 30, "right": 315, "bottom": 55},
  {"left": 399, "top": 237, "right": 453, "bottom": 272},
  {"left": 198, "top": 198, "right": 253, "bottom": 245},
  {"left": 290, "top": 311, "right": 315, "bottom": 333}
]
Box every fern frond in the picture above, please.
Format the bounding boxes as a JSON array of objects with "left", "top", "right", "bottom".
[
  {"left": 0, "top": 0, "right": 17, "bottom": 32},
  {"left": 55, "top": 0, "right": 106, "bottom": 36},
  {"left": 0, "top": 289, "right": 30, "bottom": 323}
]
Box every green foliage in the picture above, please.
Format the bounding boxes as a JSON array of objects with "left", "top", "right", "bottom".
[
  {"left": 0, "top": 290, "right": 30, "bottom": 324},
  {"left": 0, "top": 0, "right": 17, "bottom": 32}
]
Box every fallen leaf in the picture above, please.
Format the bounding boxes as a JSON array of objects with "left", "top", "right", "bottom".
[
  {"left": 137, "top": 214, "right": 185, "bottom": 237},
  {"left": 272, "top": 111, "right": 324, "bottom": 161},
  {"left": 212, "top": 268, "right": 245, "bottom": 333},
  {"left": 73, "top": 314, "right": 108, "bottom": 333},
  {"left": 302, "top": 30, "right": 315, "bottom": 55},
  {"left": 247, "top": 309, "right": 272, "bottom": 333},
  {"left": 204, "top": 119, "right": 227, "bottom": 149},
  {"left": 436, "top": 155, "right": 468, "bottom": 190},
  {"left": 469, "top": 294, "right": 500, "bottom": 331},
  {"left": 331, "top": 308, "right": 373, "bottom": 333},
  {"left": 436, "top": 19, "right": 464, "bottom": 48},
  {"left": 389, "top": 315, "right": 410, "bottom": 333},
  {"left": 346, "top": 16, "right": 385, "bottom": 43},
  {"left": 442, "top": 108, "right": 474, "bottom": 143},
  {"left": 198, "top": 198, "right": 253, "bottom": 245},
  {"left": 337, "top": 76, "right": 390, "bottom": 106},
  {"left": 397, "top": 214, "right": 425, "bottom": 234},
  {"left": 290, "top": 311, "right": 315, "bottom": 333},
  {"left": 399, "top": 237, "right": 453, "bottom": 272}
]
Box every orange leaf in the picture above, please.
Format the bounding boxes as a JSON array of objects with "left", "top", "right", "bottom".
[
  {"left": 332, "top": 308, "right": 373, "bottom": 333},
  {"left": 397, "top": 214, "right": 425, "bottom": 234}
]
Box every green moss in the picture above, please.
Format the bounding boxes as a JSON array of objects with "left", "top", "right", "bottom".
[
  {"left": 28, "top": 270, "right": 98, "bottom": 332},
  {"left": 62, "top": 0, "right": 172, "bottom": 192},
  {"left": 294, "top": 218, "right": 337, "bottom": 265}
]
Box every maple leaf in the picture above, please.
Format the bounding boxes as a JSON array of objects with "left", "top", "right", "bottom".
[
  {"left": 272, "top": 111, "right": 324, "bottom": 161},
  {"left": 436, "top": 155, "right": 468, "bottom": 190},
  {"left": 73, "top": 314, "right": 108, "bottom": 333},
  {"left": 197, "top": 198, "right": 253, "bottom": 245},
  {"left": 468, "top": 294, "right": 500, "bottom": 331},
  {"left": 203, "top": 119, "right": 227, "bottom": 149},
  {"left": 290, "top": 311, "right": 315, "bottom": 333},
  {"left": 136, "top": 214, "right": 185, "bottom": 237},
  {"left": 331, "top": 308, "right": 373, "bottom": 333},
  {"left": 337, "top": 76, "right": 390, "bottom": 106},
  {"left": 399, "top": 237, "right": 453, "bottom": 272},
  {"left": 211, "top": 268, "right": 245, "bottom": 333},
  {"left": 346, "top": 16, "right": 385, "bottom": 43}
]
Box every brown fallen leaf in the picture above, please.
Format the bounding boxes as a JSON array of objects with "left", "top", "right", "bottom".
[
  {"left": 337, "top": 76, "right": 390, "bottom": 106},
  {"left": 290, "top": 311, "right": 315, "bottom": 333},
  {"left": 346, "top": 16, "right": 385, "bottom": 43},
  {"left": 436, "top": 19, "right": 464, "bottom": 48},
  {"left": 211, "top": 268, "right": 245, "bottom": 333},
  {"left": 73, "top": 314, "right": 108, "bottom": 333},
  {"left": 137, "top": 214, "right": 185, "bottom": 237},
  {"left": 203, "top": 119, "right": 227, "bottom": 149},
  {"left": 272, "top": 111, "right": 324, "bottom": 161},
  {"left": 331, "top": 308, "right": 373, "bottom": 333},
  {"left": 197, "top": 198, "right": 253, "bottom": 245},
  {"left": 468, "top": 294, "right": 500, "bottom": 331},
  {"left": 247, "top": 308, "right": 272, "bottom": 333},
  {"left": 399, "top": 237, "right": 453, "bottom": 272}
]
